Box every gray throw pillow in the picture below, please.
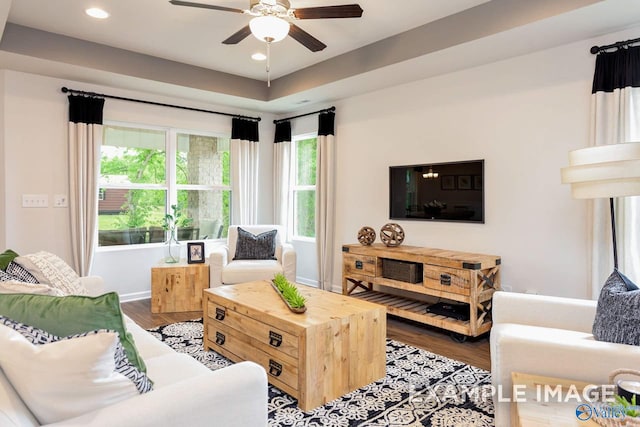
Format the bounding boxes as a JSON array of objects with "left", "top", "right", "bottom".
[
  {"left": 233, "top": 228, "right": 277, "bottom": 260},
  {"left": 592, "top": 270, "right": 640, "bottom": 345}
]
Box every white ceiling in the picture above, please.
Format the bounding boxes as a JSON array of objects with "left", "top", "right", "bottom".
[
  {"left": 2, "top": 0, "right": 640, "bottom": 114},
  {"left": 7, "top": 0, "right": 489, "bottom": 80}
]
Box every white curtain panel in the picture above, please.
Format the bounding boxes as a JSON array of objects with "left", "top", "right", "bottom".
[
  {"left": 67, "top": 95, "right": 104, "bottom": 276},
  {"left": 273, "top": 140, "right": 291, "bottom": 230},
  {"left": 231, "top": 138, "right": 259, "bottom": 225},
  {"left": 68, "top": 122, "right": 101, "bottom": 276},
  {"left": 589, "top": 82, "right": 640, "bottom": 297},
  {"left": 316, "top": 133, "right": 336, "bottom": 291}
]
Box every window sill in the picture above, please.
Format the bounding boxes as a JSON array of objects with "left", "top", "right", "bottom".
[{"left": 291, "top": 237, "right": 316, "bottom": 243}]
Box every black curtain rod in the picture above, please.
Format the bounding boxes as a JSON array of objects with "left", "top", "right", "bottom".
[
  {"left": 590, "top": 36, "right": 640, "bottom": 54},
  {"left": 61, "top": 87, "right": 261, "bottom": 122},
  {"left": 273, "top": 106, "right": 335, "bottom": 124}
]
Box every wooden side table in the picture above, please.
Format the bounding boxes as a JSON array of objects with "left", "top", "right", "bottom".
[
  {"left": 512, "top": 372, "right": 601, "bottom": 426},
  {"left": 151, "top": 260, "right": 209, "bottom": 313}
]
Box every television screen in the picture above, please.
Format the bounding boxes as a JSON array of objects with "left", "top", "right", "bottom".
[{"left": 389, "top": 160, "right": 484, "bottom": 223}]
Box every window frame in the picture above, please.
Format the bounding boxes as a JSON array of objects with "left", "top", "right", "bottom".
[
  {"left": 288, "top": 132, "right": 318, "bottom": 242},
  {"left": 97, "top": 121, "right": 231, "bottom": 250}
]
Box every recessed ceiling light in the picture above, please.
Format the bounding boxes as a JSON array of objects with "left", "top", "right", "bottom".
[
  {"left": 86, "top": 8, "right": 109, "bottom": 19},
  {"left": 251, "top": 52, "right": 267, "bottom": 61}
]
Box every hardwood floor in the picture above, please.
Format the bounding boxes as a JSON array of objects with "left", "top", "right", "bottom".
[{"left": 122, "top": 299, "right": 491, "bottom": 371}]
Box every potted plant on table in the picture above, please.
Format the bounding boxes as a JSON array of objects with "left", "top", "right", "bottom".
[{"left": 162, "top": 204, "right": 191, "bottom": 263}]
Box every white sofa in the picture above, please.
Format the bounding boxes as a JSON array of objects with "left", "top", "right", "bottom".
[
  {"left": 490, "top": 291, "right": 640, "bottom": 427},
  {"left": 209, "top": 225, "right": 296, "bottom": 287},
  {"left": 0, "top": 277, "right": 269, "bottom": 427}
]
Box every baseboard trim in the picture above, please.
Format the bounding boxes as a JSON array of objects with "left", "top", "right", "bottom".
[
  {"left": 120, "top": 290, "right": 151, "bottom": 302},
  {"left": 296, "top": 277, "right": 318, "bottom": 287}
]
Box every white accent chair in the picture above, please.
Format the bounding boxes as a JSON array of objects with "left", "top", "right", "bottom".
[
  {"left": 490, "top": 291, "right": 640, "bottom": 427},
  {"left": 208, "top": 225, "right": 297, "bottom": 287}
]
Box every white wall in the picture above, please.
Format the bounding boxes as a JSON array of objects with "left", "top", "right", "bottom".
[
  {"left": 1, "top": 70, "right": 274, "bottom": 300},
  {"left": 329, "top": 31, "right": 623, "bottom": 299},
  {"left": 3, "top": 25, "right": 638, "bottom": 300}
]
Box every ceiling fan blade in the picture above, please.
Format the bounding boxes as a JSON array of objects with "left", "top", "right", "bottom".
[
  {"left": 169, "top": 0, "right": 245, "bottom": 14},
  {"left": 222, "top": 25, "right": 253, "bottom": 45},
  {"left": 292, "top": 4, "right": 363, "bottom": 19},
  {"left": 289, "top": 24, "right": 326, "bottom": 52}
]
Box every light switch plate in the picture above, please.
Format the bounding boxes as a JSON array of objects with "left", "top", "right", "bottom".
[{"left": 22, "top": 194, "right": 48, "bottom": 208}]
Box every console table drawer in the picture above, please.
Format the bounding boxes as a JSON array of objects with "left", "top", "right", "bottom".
[
  {"left": 423, "top": 265, "right": 472, "bottom": 296},
  {"left": 206, "top": 301, "right": 299, "bottom": 359},
  {"left": 207, "top": 324, "right": 299, "bottom": 392},
  {"left": 343, "top": 254, "right": 376, "bottom": 276}
]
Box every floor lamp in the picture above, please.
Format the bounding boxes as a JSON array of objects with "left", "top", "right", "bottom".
[{"left": 561, "top": 142, "right": 640, "bottom": 289}]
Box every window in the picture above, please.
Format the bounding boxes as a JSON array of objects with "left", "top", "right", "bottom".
[
  {"left": 98, "top": 124, "right": 231, "bottom": 247},
  {"left": 290, "top": 135, "right": 317, "bottom": 239}
]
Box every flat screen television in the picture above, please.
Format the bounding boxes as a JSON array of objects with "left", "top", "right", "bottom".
[{"left": 389, "top": 159, "right": 484, "bottom": 223}]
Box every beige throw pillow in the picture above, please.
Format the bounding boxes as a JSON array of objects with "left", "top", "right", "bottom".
[
  {"left": 14, "top": 252, "right": 87, "bottom": 295},
  {"left": 0, "top": 280, "right": 63, "bottom": 296},
  {"left": 0, "top": 323, "right": 151, "bottom": 424}
]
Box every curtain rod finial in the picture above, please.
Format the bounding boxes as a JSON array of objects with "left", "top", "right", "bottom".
[
  {"left": 590, "top": 46, "right": 600, "bottom": 54},
  {"left": 61, "top": 87, "right": 69, "bottom": 93}
]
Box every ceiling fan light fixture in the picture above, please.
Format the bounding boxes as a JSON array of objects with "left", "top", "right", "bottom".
[{"left": 249, "top": 15, "right": 290, "bottom": 43}]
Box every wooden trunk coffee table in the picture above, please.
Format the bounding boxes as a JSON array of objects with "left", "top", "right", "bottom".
[{"left": 203, "top": 281, "right": 387, "bottom": 411}]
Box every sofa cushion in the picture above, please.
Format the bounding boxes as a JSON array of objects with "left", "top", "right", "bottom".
[
  {"left": 5, "top": 262, "right": 39, "bottom": 284},
  {"left": 222, "top": 260, "right": 283, "bottom": 284},
  {"left": 14, "top": 251, "right": 87, "bottom": 295},
  {"left": 593, "top": 270, "right": 640, "bottom": 345},
  {"left": 125, "top": 317, "right": 176, "bottom": 360},
  {"left": 0, "top": 318, "right": 152, "bottom": 425},
  {"left": 0, "top": 292, "right": 146, "bottom": 373},
  {"left": 144, "top": 353, "right": 211, "bottom": 389},
  {"left": 233, "top": 227, "right": 277, "bottom": 260},
  {"left": 0, "top": 361, "right": 41, "bottom": 427},
  {"left": 0, "top": 249, "right": 19, "bottom": 271}
]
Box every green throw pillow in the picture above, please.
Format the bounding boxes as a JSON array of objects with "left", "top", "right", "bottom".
[
  {"left": 0, "top": 249, "right": 19, "bottom": 271},
  {"left": 0, "top": 292, "right": 146, "bottom": 373}
]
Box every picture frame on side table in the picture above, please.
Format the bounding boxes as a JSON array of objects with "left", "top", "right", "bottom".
[{"left": 187, "top": 242, "right": 205, "bottom": 264}]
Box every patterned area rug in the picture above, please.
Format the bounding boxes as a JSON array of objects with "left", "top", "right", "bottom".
[{"left": 147, "top": 319, "right": 494, "bottom": 426}]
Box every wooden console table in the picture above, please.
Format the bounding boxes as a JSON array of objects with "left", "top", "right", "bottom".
[
  {"left": 151, "top": 260, "right": 209, "bottom": 313},
  {"left": 342, "top": 243, "right": 500, "bottom": 338}
]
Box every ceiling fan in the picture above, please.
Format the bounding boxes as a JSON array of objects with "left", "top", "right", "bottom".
[{"left": 169, "top": 0, "right": 364, "bottom": 52}]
